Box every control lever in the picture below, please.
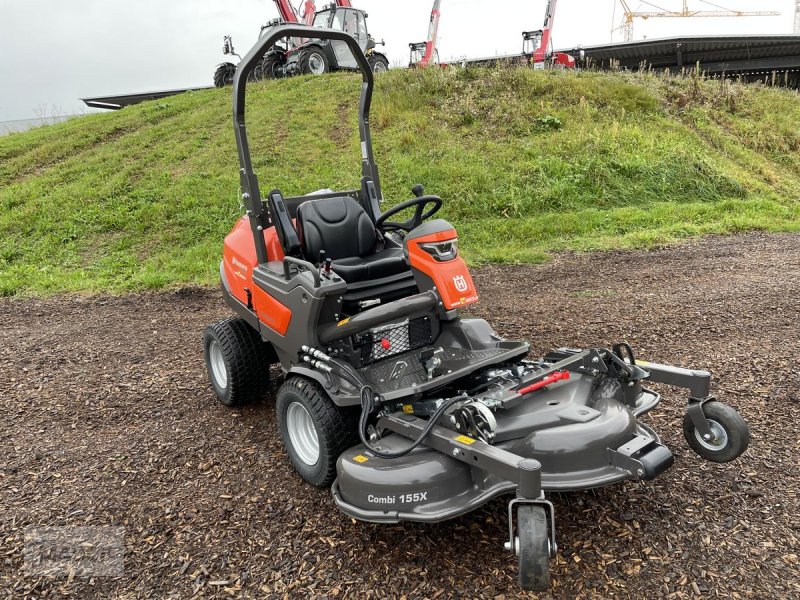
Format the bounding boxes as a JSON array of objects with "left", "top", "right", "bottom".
[
  {"left": 420, "top": 347, "right": 444, "bottom": 380},
  {"left": 411, "top": 184, "right": 425, "bottom": 198},
  {"left": 318, "top": 250, "right": 326, "bottom": 279}
]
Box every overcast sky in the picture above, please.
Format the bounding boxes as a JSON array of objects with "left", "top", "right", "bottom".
[{"left": 0, "top": 0, "right": 794, "bottom": 121}]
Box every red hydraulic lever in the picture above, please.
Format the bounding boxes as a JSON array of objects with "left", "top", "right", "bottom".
[{"left": 518, "top": 370, "right": 570, "bottom": 395}]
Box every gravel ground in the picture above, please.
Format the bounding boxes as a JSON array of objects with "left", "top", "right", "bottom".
[{"left": 1, "top": 232, "right": 798, "bottom": 599}]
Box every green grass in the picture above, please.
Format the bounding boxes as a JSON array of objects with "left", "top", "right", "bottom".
[{"left": 1, "top": 67, "right": 799, "bottom": 295}]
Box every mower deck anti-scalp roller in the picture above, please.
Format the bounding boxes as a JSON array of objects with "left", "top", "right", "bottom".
[{"left": 202, "top": 24, "right": 751, "bottom": 592}]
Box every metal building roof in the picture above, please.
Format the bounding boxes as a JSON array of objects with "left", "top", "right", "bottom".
[
  {"left": 81, "top": 86, "right": 213, "bottom": 110},
  {"left": 563, "top": 35, "right": 800, "bottom": 75}
]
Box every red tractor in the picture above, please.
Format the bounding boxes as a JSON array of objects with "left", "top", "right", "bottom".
[
  {"left": 214, "top": 0, "right": 388, "bottom": 87},
  {"left": 261, "top": 1, "right": 389, "bottom": 77}
]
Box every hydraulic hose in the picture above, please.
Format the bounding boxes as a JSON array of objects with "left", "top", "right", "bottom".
[
  {"left": 356, "top": 386, "right": 466, "bottom": 460},
  {"left": 301, "top": 347, "right": 465, "bottom": 460}
]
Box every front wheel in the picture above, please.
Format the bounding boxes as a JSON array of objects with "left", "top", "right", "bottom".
[
  {"left": 517, "top": 505, "right": 551, "bottom": 591},
  {"left": 368, "top": 54, "right": 389, "bottom": 73},
  {"left": 300, "top": 48, "right": 329, "bottom": 75},
  {"left": 276, "top": 377, "right": 357, "bottom": 487},
  {"left": 260, "top": 53, "right": 285, "bottom": 79},
  {"left": 213, "top": 62, "right": 236, "bottom": 88},
  {"left": 683, "top": 401, "right": 749, "bottom": 463}
]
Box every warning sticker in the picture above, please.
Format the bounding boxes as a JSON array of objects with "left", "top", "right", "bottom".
[
  {"left": 402, "top": 404, "right": 414, "bottom": 414},
  {"left": 353, "top": 455, "right": 369, "bottom": 463},
  {"left": 454, "top": 435, "right": 476, "bottom": 445},
  {"left": 337, "top": 317, "right": 351, "bottom": 327}
]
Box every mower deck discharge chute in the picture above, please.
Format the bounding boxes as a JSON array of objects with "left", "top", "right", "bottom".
[{"left": 203, "top": 24, "right": 750, "bottom": 592}]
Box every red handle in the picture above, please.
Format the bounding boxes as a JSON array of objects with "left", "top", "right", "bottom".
[{"left": 518, "top": 371, "right": 570, "bottom": 396}]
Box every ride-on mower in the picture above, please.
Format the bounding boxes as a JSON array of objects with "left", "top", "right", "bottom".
[{"left": 203, "top": 25, "right": 750, "bottom": 591}]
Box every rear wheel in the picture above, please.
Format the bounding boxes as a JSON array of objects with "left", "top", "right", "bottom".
[
  {"left": 683, "top": 401, "right": 749, "bottom": 462},
  {"left": 276, "top": 377, "right": 357, "bottom": 487},
  {"left": 368, "top": 54, "right": 389, "bottom": 73},
  {"left": 260, "top": 53, "right": 285, "bottom": 79},
  {"left": 517, "top": 505, "right": 551, "bottom": 592},
  {"left": 213, "top": 62, "right": 236, "bottom": 87},
  {"left": 203, "top": 318, "right": 272, "bottom": 406},
  {"left": 300, "top": 47, "right": 329, "bottom": 75}
]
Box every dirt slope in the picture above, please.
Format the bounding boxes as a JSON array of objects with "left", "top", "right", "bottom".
[{"left": 1, "top": 232, "right": 798, "bottom": 599}]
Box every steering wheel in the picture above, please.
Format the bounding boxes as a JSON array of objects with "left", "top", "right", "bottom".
[{"left": 375, "top": 195, "right": 443, "bottom": 233}]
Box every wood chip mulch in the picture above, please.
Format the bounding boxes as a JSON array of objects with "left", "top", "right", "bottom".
[{"left": 1, "top": 232, "right": 798, "bottom": 599}]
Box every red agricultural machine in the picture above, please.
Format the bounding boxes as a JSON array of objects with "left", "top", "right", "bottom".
[
  {"left": 524, "top": 0, "right": 576, "bottom": 69},
  {"left": 214, "top": 0, "right": 388, "bottom": 87},
  {"left": 409, "top": 0, "right": 442, "bottom": 67}
]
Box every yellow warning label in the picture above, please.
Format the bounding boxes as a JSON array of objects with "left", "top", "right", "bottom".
[
  {"left": 353, "top": 455, "right": 369, "bottom": 463},
  {"left": 454, "top": 435, "right": 476, "bottom": 445},
  {"left": 402, "top": 404, "right": 414, "bottom": 414},
  {"left": 337, "top": 317, "right": 351, "bottom": 326}
]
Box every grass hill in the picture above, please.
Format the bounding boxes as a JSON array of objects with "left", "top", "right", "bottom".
[{"left": 1, "top": 67, "right": 799, "bottom": 295}]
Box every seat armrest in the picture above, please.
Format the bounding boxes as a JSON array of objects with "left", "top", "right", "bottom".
[{"left": 268, "top": 189, "right": 301, "bottom": 257}]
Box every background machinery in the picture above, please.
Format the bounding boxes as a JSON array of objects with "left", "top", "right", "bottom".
[
  {"left": 214, "top": 0, "right": 315, "bottom": 87},
  {"left": 614, "top": 0, "right": 780, "bottom": 43},
  {"left": 261, "top": 1, "right": 389, "bottom": 77},
  {"left": 523, "top": 0, "right": 575, "bottom": 69},
  {"left": 214, "top": 0, "right": 388, "bottom": 87},
  {"left": 409, "top": 0, "right": 442, "bottom": 67}
]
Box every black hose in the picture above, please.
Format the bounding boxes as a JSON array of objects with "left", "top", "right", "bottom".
[
  {"left": 356, "top": 385, "right": 466, "bottom": 459},
  {"left": 314, "top": 352, "right": 467, "bottom": 459}
]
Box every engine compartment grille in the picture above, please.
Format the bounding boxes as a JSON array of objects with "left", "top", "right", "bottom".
[{"left": 353, "top": 316, "right": 433, "bottom": 365}]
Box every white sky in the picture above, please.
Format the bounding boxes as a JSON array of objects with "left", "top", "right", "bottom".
[{"left": 0, "top": 0, "right": 795, "bottom": 121}]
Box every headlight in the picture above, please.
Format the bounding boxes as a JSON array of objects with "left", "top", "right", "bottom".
[{"left": 420, "top": 239, "right": 458, "bottom": 262}]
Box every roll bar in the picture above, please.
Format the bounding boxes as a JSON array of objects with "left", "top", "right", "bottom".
[{"left": 232, "top": 25, "right": 381, "bottom": 264}]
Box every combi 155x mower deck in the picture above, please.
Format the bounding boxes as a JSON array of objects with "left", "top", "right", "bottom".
[{"left": 202, "top": 24, "right": 750, "bottom": 592}]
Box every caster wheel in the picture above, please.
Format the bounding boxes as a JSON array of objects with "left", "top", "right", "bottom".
[
  {"left": 517, "top": 504, "right": 551, "bottom": 592},
  {"left": 683, "top": 401, "right": 749, "bottom": 463}
]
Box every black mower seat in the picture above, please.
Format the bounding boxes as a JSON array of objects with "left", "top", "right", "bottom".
[{"left": 296, "top": 196, "right": 409, "bottom": 284}]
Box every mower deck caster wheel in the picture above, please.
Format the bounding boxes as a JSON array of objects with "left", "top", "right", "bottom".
[
  {"left": 203, "top": 318, "right": 272, "bottom": 406},
  {"left": 276, "top": 377, "right": 357, "bottom": 487},
  {"left": 517, "top": 504, "right": 550, "bottom": 591},
  {"left": 683, "top": 401, "right": 749, "bottom": 463}
]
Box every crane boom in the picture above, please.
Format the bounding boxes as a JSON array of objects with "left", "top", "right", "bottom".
[
  {"left": 617, "top": 1, "right": 780, "bottom": 42},
  {"left": 409, "top": 0, "right": 443, "bottom": 67},
  {"left": 533, "top": 0, "right": 558, "bottom": 63},
  {"left": 422, "top": 0, "right": 442, "bottom": 66},
  {"left": 272, "top": 0, "right": 301, "bottom": 23}
]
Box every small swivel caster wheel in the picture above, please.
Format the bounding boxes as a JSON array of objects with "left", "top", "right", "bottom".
[
  {"left": 516, "top": 505, "right": 551, "bottom": 592},
  {"left": 683, "top": 401, "right": 749, "bottom": 463}
]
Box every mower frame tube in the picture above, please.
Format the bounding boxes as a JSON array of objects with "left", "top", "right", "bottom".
[
  {"left": 378, "top": 413, "right": 543, "bottom": 499},
  {"left": 232, "top": 24, "right": 382, "bottom": 265},
  {"left": 318, "top": 291, "right": 439, "bottom": 344},
  {"left": 636, "top": 360, "right": 716, "bottom": 439}
]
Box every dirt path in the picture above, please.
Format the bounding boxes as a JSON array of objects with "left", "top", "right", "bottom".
[{"left": 1, "top": 232, "right": 799, "bottom": 599}]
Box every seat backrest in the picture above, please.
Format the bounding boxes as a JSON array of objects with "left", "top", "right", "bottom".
[{"left": 296, "top": 196, "right": 377, "bottom": 261}]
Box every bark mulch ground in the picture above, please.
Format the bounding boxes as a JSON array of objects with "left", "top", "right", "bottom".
[{"left": 1, "top": 232, "right": 798, "bottom": 599}]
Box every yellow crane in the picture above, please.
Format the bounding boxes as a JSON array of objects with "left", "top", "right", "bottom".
[{"left": 614, "top": 0, "right": 780, "bottom": 42}]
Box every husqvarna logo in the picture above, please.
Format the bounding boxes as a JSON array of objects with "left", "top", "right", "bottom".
[{"left": 453, "top": 275, "right": 468, "bottom": 292}]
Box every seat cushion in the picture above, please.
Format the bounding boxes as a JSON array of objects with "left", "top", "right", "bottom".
[
  {"left": 332, "top": 248, "right": 408, "bottom": 283},
  {"left": 296, "top": 196, "right": 376, "bottom": 261}
]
